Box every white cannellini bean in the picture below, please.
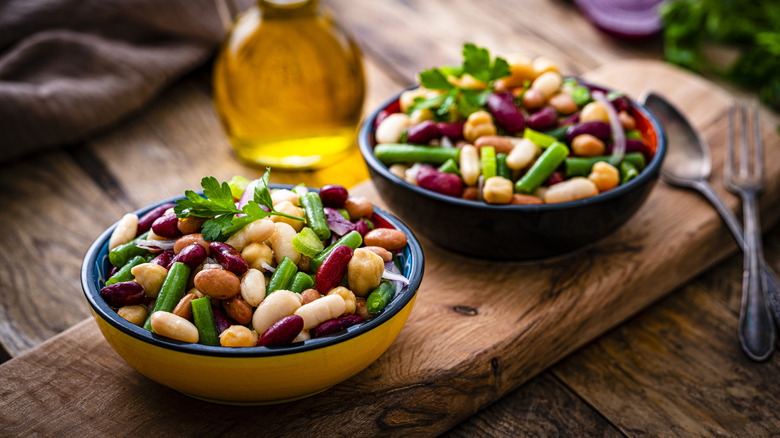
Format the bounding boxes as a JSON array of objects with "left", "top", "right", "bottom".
[
  {"left": 226, "top": 218, "right": 275, "bottom": 252},
  {"left": 271, "top": 189, "right": 300, "bottom": 207},
  {"left": 240, "top": 268, "right": 266, "bottom": 307},
  {"left": 270, "top": 222, "right": 301, "bottom": 264},
  {"left": 543, "top": 177, "right": 599, "bottom": 203},
  {"left": 109, "top": 214, "right": 138, "bottom": 250},
  {"left": 375, "top": 113, "right": 411, "bottom": 144},
  {"left": 531, "top": 71, "right": 563, "bottom": 98},
  {"left": 150, "top": 311, "right": 199, "bottom": 343},
  {"left": 459, "top": 145, "right": 480, "bottom": 186},
  {"left": 505, "top": 138, "right": 541, "bottom": 170},
  {"left": 294, "top": 294, "right": 347, "bottom": 330},
  {"left": 252, "top": 290, "right": 303, "bottom": 336},
  {"left": 270, "top": 201, "right": 305, "bottom": 232}
]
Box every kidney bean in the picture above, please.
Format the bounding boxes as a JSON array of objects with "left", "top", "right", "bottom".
[
  {"left": 611, "top": 96, "right": 630, "bottom": 113},
  {"left": 211, "top": 305, "right": 233, "bottom": 334},
  {"left": 151, "top": 212, "right": 181, "bottom": 239},
  {"left": 374, "top": 100, "right": 400, "bottom": 129},
  {"left": 319, "top": 184, "right": 349, "bottom": 208},
  {"left": 100, "top": 281, "right": 146, "bottom": 307},
  {"left": 606, "top": 139, "right": 652, "bottom": 162},
  {"left": 257, "top": 315, "right": 304, "bottom": 347},
  {"left": 312, "top": 314, "right": 365, "bottom": 338},
  {"left": 137, "top": 203, "right": 174, "bottom": 236},
  {"left": 527, "top": 106, "right": 558, "bottom": 131},
  {"left": 315, "top": 245, "right": 353, "bottom": 294},
  {"left": 406, "top": 121, "right": 439, "bottom": 144},
  {"left": 107, "top": 265, "right": 119, "bottom": 279},
  {"left": 544, "top": 170, "right": 565, "bottom": 186},
  {"left": 416, "top": 166, "right": 463, "bottom": 198},
  {"left": 364, "top": 228, "right": 407, "bottom": 251},
  {"left": 174, "top": 234, "right": 209, "bottom": 255},
  {"left": 194, "top": 268, "right": 241, "bottom": 300},
  {"left": 177, "top": 216, "right": 206, "bottom": 235},
  {"left": 565, "top": 121, "right": 611, "bottom": 144},
  {"left": 209, "top": 242, "right": 248, "bottom": 277},
  {"left": 170, "top": 243, "right": 207, "bottom": 270},
  {"left": 486, "top": 92, "right": 525, "bottom": 133},
  {"left": 223, "top": 296, "right": 253, "bottom": 325},
  {"left": 150, "top": 250, "right": 174, "bottom": 269},
  {"left": 436, "top": 121, "right": 464, "bottom": 140}
]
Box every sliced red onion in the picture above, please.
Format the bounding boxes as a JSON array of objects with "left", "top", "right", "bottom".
[
  {"left": 203, "top": 257, "right": 221, "bottom": 270},
  {"left": 261, "top": 261, "right": 276, "bottom": 273},
  {"left": 592, "top": 90, "right": 625, "bottom": 166},
  {"left": 383, "top": 261, "right": 409, "bottom": 295},
  {"left": 134, "top": 239, "right": 176, "bottom": 251},
  {"left": 323, "top": 207, "right": 356, "bottom": 236},
  {"left": 237, "top": 178, "right": 271, "bottom": 217}
]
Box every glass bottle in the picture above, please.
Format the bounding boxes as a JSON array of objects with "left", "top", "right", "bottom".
[{"left": 213, "top": 0, "right": 365, "bottom": 169}]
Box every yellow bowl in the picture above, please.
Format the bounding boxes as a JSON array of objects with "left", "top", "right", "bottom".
[{"left": 81, "top": 186, "right": 424, "bottom": 405}]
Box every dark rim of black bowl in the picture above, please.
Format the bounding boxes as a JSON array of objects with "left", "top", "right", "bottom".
[
  {"left": 358, "top": 84, "right": 667, "bottom": 212},
  {"left": 81, "top": 184, "right": 425, "bottom": 358}
]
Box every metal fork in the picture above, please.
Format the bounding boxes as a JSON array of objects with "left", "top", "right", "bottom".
[{"left": 724, "top": 101, "right": 776, "bottom": 361}]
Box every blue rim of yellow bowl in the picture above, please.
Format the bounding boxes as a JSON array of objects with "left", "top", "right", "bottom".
[
  {"left": 357, "top": 83, "right": 667, "bottom": 211},
  {"left": 81, "top": 184, "right": 425, "bottom": 357}
]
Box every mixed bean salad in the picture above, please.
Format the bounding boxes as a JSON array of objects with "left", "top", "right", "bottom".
[
  {"left": 100, "top": 174, "right": 410, "bottom": 348},
  {"left": 373, "top": 43, "right": 655, "bottom": 204}
]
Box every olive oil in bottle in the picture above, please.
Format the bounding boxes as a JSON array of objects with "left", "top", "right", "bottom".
[{"left": 213, "top": 0, "right": 365, "bottom": 169}]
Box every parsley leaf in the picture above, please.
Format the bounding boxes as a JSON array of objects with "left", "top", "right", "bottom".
[
  {"left": 174, "top": 172, "right": 303, "bottom": 242},
  {"left": 419, "top": 68, "right": 454, "bottom": 90},
  {"left": 462, "top": 43, "right": 492, "bottom": 83}
]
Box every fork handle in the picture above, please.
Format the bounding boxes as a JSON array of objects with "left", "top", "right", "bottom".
[{"left": 738, "top": 191, "right": 776, "bottom": 361}]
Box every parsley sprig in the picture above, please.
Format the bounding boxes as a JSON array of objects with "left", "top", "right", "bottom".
[
  {"left": 410, "top": 43, "right": 511, "bottom": 120},
  {"left": 174, "top": 171, "right": 303, "bottom": 242}
]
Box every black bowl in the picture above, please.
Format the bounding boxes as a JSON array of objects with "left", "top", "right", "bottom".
[{"left": 358, "top": 90, "right": 667, "bottom": 260}]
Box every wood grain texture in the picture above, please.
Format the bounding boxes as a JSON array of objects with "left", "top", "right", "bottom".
[{"left": 1, "top": 60, "right": 778, "bottom": 437}]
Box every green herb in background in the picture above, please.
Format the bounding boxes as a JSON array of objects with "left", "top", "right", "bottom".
[
  {"left": 660, "top": 0, "right": 780, "bottom": 111},
  {"left": 174, "top": 170, "right": 303, "bottom": 242},
  {"left": 410, "top": 43, "right": 511, "bottom": 119}
]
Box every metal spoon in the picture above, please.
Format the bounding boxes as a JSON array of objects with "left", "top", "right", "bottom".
[{"left": 641, "top": 91, "right": 778, "bottom": 360}]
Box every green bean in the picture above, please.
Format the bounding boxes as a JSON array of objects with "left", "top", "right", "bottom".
[
  {"left": 143, "top": 262, "right": 191, "bottom": 331},
  {"left": 109, "top": 232, "right": 149, "bottom": 267},
  {"left": 515, "top": 142, "right": 569, "bottom": 194},
  {"left": 367, "top": 281, "right": 395, "bottom": 314},
  {"left": 299, "top": 192, "right": 330, "bottom": 240},
  {"left": 267, "top": 256, "right": 298, "bottom": 295},
  {"left": 310, "top": 230, "right": 362, "bottom": 272},
  {"left": 289, "top": 272, "right": 314, "bottom": 293},
  {"left": 571, "top": 85, "right": 592, "bottom": 107},
  {"left": 374, "top": 144, "right": 460, "bottom": 165},
  {"left": 480, "top": 146, "right": 497, "bottom": 179},
  {"left": 625, "top": 129, "right": 643, "bottom": 140},
  {"left": 496, "top": 153, "right": 511, "bottom": 180},
  {"left": 564, "top": 152, "right": 646, "bottom": 178},
  {"left": 106, "top": 255, "right": 146, "bottom": 286},
  {"left": 190, "top": 297, "right": 219, "bottom": 346},
  {"left": 437, "top": 158, "right": 460, "bottom": 175},
  {"left": 620, "top": 160, "right": 639, "bottom": 184}
]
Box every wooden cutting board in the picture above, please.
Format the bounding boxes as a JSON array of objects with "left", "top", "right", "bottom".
[{"left": 1, "top": 60, "right": 779, "bottom": 437}]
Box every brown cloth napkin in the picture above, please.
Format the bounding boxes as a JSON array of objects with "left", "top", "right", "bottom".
[{"left": 0, "top": 0, "right": 249, "bottom": 164}]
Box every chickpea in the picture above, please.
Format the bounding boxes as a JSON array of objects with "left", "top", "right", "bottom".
[
  {"left": 463, "top": 111, "right": 497, "bottom": 143},
  {"left": 521, "top": 89, "right": 545, "bottom": 110},
  {"left": 530, "top": 71, "right": 563, "bottom": 99},
  {"left": 580, "top": 102, "right": 609, "bottom": 123},
  {"left": 502, "top": 54, "right": 536, "bottom": 88},
  {"left": 219, "top": 325, "right": 258, "bottom": 347},
  {"left": 482, "top": 176, "right": 514, "bottom": 204},
  {"left": 241, "top": 242, "right": 274, "bottom": 272},
  {"left": 327, "top": 286, "right": 357, "bottom": 314},
  {"left": 588, "top": 161, "right": 620, "bottom": 192},
  {"left": 571, "top": 134, "right": 606, "bottom": 157},
  {"left": 375, "top": 113, "right": 411, "bottom": 144},
  {"left": 549, "top": 93, "right": 578, "bottom": 115},
  {"left": 619, "top": 111, "right": 636, "bottom": 130},
  {"left": 271, "top": 200, "right": 305, "bottom": 231},
  {"left": 347, "top": 248, "right": 385, "bottom": 297},
  {"left": 118, "top": 305, "right": 147, "bottom": 326}
]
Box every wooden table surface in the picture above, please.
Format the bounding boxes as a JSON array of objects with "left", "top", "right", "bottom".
[{"left": 2, "top": 0, "right": 780, "bottom": 435}]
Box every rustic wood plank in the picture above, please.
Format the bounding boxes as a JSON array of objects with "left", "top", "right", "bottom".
[
  {"left": 0, "top": 153, "right": 128, "bottom": 357},
  {"left": 0, "top": 60, "right": 777, "bottom": 437},
  {"left": 551, "top": 281, "right": 780, "bottom": 436},
  {"left": 444, "top": 373, "right": 623, "bottom": 438}
]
